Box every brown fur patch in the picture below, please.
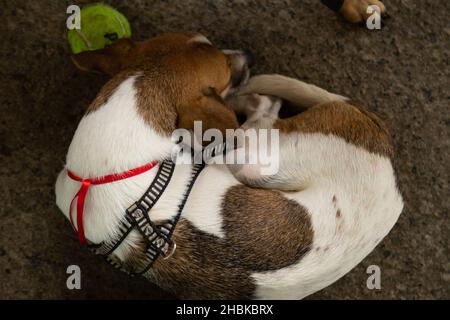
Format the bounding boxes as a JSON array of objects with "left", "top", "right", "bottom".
[
  {"left": 83, "top": 68, "right": 178, "bottom": 135},
  {"left": 78, "top": 33, "right": 239, "bottom": 136},
  {"left": 148, "top": 219, "right": 255, "bottom": 299},
  {"left": 122, "top": 237, "right": 150, "bottom": 273},
  {"left": 85, "top": 71, "right": 133, "bottom": 114},
  {"left": 221, "top": 185, "right": 314, "bottom": 271},
  {"left": 274, "top": 100, "right": 393, "bottom": 158},
  {"left": 130, "top": 185, "right": 313, "bottom": 299},
  {"left": 134, "top": 73, "right": 178, "bottom": 136}
]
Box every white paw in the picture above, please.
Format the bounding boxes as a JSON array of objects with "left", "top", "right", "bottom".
[{"left": 232, "top": 94, "right": 280, "bottom": 122}]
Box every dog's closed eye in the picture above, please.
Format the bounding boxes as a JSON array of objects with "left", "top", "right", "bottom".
[{"left": 203, "top": 87, "right": 229, "bottom": 105}]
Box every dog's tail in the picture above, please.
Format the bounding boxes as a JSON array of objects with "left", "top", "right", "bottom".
[{"left": 238, "top": 74, "right": 348, "bottom": 109}]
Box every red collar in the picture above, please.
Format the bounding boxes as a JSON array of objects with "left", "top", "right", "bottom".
[{"left": 67, "top": 161, "right": 158, "bottom": 246}]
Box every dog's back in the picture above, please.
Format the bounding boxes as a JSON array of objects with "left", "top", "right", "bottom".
[
  {"left": 151, "top": 74, "right": 404, "bottom": 298},
  {"left": 56, "top": 32, "right": 402, "bottom": 299},
  {"left": 226, "top": 74, "right": 403, "bottom": 298}
]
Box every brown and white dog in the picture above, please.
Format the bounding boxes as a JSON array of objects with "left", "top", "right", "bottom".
[{"left": 55, "top": 32, "right": 403, "bottom": 299}]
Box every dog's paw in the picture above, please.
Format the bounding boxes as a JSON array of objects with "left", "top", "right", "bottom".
[
  {"left": 230, "top": 93, "right": 281, "bottom": 128},
  {"left": 340, "top": 0, "right": 386, "bottom": 23}
]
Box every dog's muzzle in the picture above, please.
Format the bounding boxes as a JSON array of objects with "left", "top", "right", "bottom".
[{"left": 223, "top": 49, "right": 253, "bottom": 89}]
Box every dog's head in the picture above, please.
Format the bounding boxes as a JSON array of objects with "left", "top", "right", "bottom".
[{"left": 71, "top": 32, "right": 251, "bottom": 135}]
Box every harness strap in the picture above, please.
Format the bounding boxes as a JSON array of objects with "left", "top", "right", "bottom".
[
  {"left": 140, "top": 162, "right": 205, "bottom": 278},
  {"left": 89, "top": 160, "right": 205, "bottom": 276},
  {"left": 126, "top": 160, "right": 176, "bottom": 257},
  {"left": 67, "top": 161, "right": 158, "bottom": 245}
]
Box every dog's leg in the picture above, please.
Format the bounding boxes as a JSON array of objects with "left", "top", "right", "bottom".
[
  {"left": 226, "top": 94, "right": 286, "bottom": 188},
  {"left": 226, "top": 93, "right": 338, "bottom": 192},
  {"left": 238, "top": 74, "right": 348, "bottom": 109},
  {"left": 227, "top": 92, "right": 336, "bottom": 192},
  {"left": 227, "top": 76, "right": 338, "bottom": 190},
  {"left": 227, "top": 75, "right": 392, "bottom": 192}
]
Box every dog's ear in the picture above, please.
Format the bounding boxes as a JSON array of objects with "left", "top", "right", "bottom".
[
  {"left": 177, "top": 87, "right": 239, "bottom": 136},
  {"left": 71, "top": 38, "right": 135, "bottom": 76}
]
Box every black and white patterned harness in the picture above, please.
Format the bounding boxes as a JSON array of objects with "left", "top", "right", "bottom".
[{"left": 87, "top": 160, "right": 205, "bottom": 279}]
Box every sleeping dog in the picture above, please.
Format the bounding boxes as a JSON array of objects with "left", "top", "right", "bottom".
[{"left": 55, "top": 32, "right": 403, "bottom": 299}]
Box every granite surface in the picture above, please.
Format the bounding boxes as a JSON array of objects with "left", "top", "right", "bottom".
[{"left": 0, "top": 0, "right": 448, "bottom": 299}]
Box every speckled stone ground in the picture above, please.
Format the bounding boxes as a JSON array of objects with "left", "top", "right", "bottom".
[{"left": 1, "top": 0, "right": 448, "bottom": 299}]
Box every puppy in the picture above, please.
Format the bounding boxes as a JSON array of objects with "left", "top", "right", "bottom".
[{"left": 55, "top": 33, "right": 403, "bottom": 299}]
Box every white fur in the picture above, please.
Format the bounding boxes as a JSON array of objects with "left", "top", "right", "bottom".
[
  {"left": 56, "top": 76, "right": 174, "bottom": 246},
  {"left": 239, "top": 74, "right": 348, "bottom": 108},
  {"left": 66, "top": 77, "right": 174, "bottom": 178},
  {"left": 56, "top": 74, "right": 403, "bottom": 299},
  {"left": 55, "top": 76, "right": 233, "bottom": 256},
  {"left": 181, "top": 164, "right": 240, "bottom": 238},
  {"left": 189, "top": 34, "right": 212, "bottom": 45},
  {"left": 250, "top": 133, "right": 403, "bottom": 299},
  {"left": 230, "top": 75, "right": 403, "bottom": 298}
]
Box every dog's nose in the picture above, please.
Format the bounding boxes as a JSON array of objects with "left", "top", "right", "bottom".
[
  {"left": 222, "top": 49, "right": 252, "bottom": 88},
  {"left": 222, "top": 49, "right": 252, "bottom": 67},
  {"left": 242, "top": 50, "right": 254, "bottom": 68}
]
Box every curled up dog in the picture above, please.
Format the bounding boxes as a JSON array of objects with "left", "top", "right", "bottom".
[{"left": 55, "top": 32, "right": 403, "bottom": 299}]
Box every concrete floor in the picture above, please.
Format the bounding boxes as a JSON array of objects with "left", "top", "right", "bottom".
[{"left": 1, "top": 0, "right": 448, "bottom": 299}]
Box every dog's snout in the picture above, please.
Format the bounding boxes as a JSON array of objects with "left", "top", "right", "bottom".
[
  {"left": 223, "top": 49, "right": 253, "bottom": 68},
  {"left": 222, "top": 49, "right": 252, "bottom": 89},
  {"left": 242, "top": 50, "right": 254, "bottom": 68}
]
